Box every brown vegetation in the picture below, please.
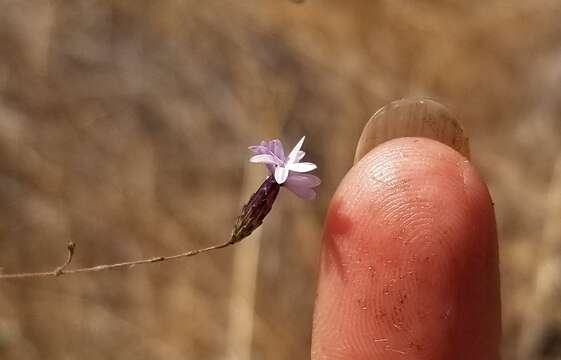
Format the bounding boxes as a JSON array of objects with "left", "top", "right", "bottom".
[{"left": 0, "top": 1, "right": 560, "bottom": 359}]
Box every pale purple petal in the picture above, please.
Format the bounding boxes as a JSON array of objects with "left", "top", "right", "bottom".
[
  {"left": 274, "top": 166, "right": 290, "bottom": 184},
  {"left": 270, "top": 153, "right": 285, "bottom": 165},
  {"left": 286, "top": 173, "right": 321, "bottom": 187},
  {"left": 249, "top": 154, "right": 279, "bottom": 165},
  {"left": 284, "top": 173, "right": 321, "bottom": 200},
  {"left": 248, "top": 145, "right": 268, "bottom": 155},
  {"left": 289, "top": 186, "right": 316, "bottom": 200},
  {"left": 287, "top": 162, "right": 317, "bottom": 173},
  {"left": 268, "top": 139, "right": 285, "bottom": 162},
  {"left": 286, "top": 136, "right": 305, "bottom": 164}
]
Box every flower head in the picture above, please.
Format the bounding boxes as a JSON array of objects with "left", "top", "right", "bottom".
[
  {"left": 249, "top": 137, "right": 321, "bottom": 200},
  {"left": 229, "top": 136, "right": 320, "bottom": 244}
]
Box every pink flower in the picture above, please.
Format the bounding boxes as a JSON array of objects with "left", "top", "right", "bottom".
[
  {"left": 249, "top": 137, "right": 321, "bottom": 200},
  {"left": 230, "top": 136, "right": 320, "bottom": 243}
]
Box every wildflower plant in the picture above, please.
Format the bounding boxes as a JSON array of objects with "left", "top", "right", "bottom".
[{"left": 0, "top": 136, "right": 320, "bottom": 279}]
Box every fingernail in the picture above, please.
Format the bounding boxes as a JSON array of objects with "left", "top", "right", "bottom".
[{"left": 354, "top": 97, "right": 470, "bottom": 164}]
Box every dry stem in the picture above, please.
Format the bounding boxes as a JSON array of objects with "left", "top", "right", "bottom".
[{"left": 0, "top": 239, "right": 235, "bottom": 280}]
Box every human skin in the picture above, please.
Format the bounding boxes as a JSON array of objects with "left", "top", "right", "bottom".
[{"left": 312, "top": 137, "right": 501, "bottom": 359}]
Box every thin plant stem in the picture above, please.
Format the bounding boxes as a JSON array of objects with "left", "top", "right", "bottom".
[{"left": 0, "top": 239, "right": 235, "bottom": 280}]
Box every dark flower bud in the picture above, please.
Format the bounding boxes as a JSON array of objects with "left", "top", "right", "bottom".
[{"left": 230, "top": 176, "right": 280, "bottom": 244}]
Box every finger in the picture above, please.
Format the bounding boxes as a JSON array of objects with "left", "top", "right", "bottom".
[{"left": 312, "top": 137, "right": 500, "bottom": 360}]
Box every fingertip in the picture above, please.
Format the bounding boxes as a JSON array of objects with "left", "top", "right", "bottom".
[{"left": 312, "top": 138, "right": 500, "bottom": 360}]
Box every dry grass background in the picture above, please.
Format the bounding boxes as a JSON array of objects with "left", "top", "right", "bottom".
[{"left": 0, "top": 0, "right": 560, "bottom": 359}]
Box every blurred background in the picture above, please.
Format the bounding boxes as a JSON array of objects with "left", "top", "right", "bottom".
[{"left": 0, "top": 1, "right": 560, "bottom": 359}]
